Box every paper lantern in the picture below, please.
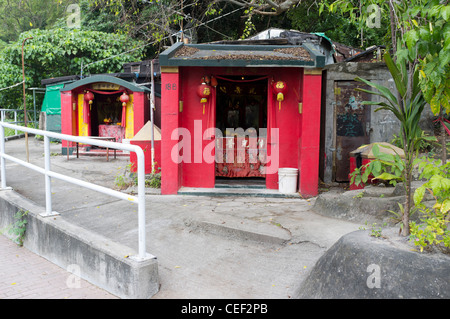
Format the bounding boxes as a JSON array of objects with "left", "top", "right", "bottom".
[
  {"left": 83, "top": 91, "right": 94, "bottom": 123},
  {"left": 272, "top": 81, "right": 287, "bottom": 111},
  {"left": 197, "top": 82, "right": 212, "bottom": 115},
  {"left": 120, "top": 92, "right": 130, "bottom": 106},
  {"left": 210, "top": 76, "right": 218, "bottom": 87},
  {"left": 120, "top": 92, "right": 130, "bottom": 128},
  {"left": 84, "top": 91, "right": 94, "bottom": 104}
]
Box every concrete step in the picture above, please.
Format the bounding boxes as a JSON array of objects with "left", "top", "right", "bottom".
[{"left": 177, "top": 187, "right": 300, "bottom": 198}]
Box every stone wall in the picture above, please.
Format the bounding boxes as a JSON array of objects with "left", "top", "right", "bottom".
[{"left": 321, "top": 62, "right": 435, "bottom": 183}]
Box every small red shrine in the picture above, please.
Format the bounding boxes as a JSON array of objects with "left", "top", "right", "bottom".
[
  {"left": 59, "top": 75, "right": 153, "bottom": 154},
  {"left": 158, "top": 42, "right": 325, "bottom": 197}
]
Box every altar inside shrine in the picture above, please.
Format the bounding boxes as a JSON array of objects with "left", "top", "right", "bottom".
[{"left": 99, "top": 124, "right": 125, "bottom": 143}]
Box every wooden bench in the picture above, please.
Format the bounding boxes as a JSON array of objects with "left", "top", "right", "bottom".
[{"left": 67, "top": 136, "right": 117, "bottom": 161}]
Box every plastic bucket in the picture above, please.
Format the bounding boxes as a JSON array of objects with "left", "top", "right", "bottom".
[{"left": 278, "top": 168, "right": 298, "bottom": 194}]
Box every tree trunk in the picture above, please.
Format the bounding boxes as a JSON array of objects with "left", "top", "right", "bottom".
[
  {"left": 440, "top": 108, "right": 447, "bottom": 164},
  {"left": 401, "top": 132, "right": 411, "bottom": 237},
  {"left": 402, "top": 156, "right": 412, "bottom": 236},
  {"left": 389, "top": 1, "right": 397, "bottom": 57}
]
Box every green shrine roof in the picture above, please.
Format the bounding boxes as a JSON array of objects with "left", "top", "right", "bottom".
[{"left": 159, "top": 42, "right": 326, "bottom": 68}]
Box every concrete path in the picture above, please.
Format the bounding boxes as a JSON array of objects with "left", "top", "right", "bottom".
[{"left": 0, "top": 137, "right": 362, "bottom": 299}]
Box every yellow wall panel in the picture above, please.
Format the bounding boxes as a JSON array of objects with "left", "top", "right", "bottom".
[
  {"left": 78, "top": 94, "right": 89, "bottom": 137},
  {"left": 125, "top": 94, "right": 134, "bottom": 139}
]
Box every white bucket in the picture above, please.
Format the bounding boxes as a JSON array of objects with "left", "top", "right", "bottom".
[{"left": 278, "top": 168, "right": 299, "bottom": 194}]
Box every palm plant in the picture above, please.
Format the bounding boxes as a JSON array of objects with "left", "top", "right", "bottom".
[{"left": 354, "top": 52, "right": 426, "bottom": 236}]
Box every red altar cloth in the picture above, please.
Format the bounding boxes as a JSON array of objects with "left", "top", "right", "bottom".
[
  {"left": 99, "top": 124, "right": 125, "bottom": 143},
  {"left": 215, "top": 136, "right": 266, "bottom": 178}
]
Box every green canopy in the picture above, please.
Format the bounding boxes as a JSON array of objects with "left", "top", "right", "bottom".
[{"left": 41, "top": 84, "right": 64, "bottom": 115}]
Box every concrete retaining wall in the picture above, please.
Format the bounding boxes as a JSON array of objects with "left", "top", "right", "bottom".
[{"left": 0, "top": 189, "right": 159, "bottom": 299}]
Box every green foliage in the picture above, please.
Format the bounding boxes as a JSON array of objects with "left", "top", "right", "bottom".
[
  {"left": 357, "top": 52, "right": 426, "bottom": 153},
  {"left": 391, "top": 131, "right": 439, "bottom": 153},
  {"left": 410, "top": 156, "right": 450, "bottom": 253},
  {"left": 413, "top": 157, "right": 450, "bottom": 211},
  {"left": 0, "top": 27, "right": 144, "bottom": 110},
  {"left": 298, "top": 0, "right": 388, "bottom": 48},
  {"left": 114, "top": 163, "right": 161, "bottom": 189},
  {"left": 3, "top": 28, "right": 144, "bottom": 77},
  {"left": 6, "top": 210, "right": 29, "bottom": 246},
  {"left": 399, "top": 0, "right": 450, "bottom": 116},
  {"left": 114, "top": 164, "right": 137, "bottom": 190},
  {"left": 52, "top": 0, "right": 119, "bottom": 34},
  {"left": 352, "top": 51, "right": 426, "bottom": 236},
  {"left": 410, "top": 215, "right": 450, "bottom": 253},
  {"left": 349, "top": 143, "right": 404, "bottom": 187},
  {"left": 359, "top": 221, "right": 387, "bottom": 238},
  {"left": 0, "top": 0, "right": 71, "bottom": 43},
  {"left": 145, "top": 173, "right": 161, "bottom": 188}
]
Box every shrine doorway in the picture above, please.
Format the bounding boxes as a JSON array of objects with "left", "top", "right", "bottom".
[
  {"left": 215, "top": 76, "right": 268, "bottom": 186},
  {"left": 90, "top": 92, "right": 125, "bottom": 143}
]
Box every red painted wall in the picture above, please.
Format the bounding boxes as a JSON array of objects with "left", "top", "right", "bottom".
[
  {"left": 161, "top": 71, "right": 181, "bottom": 194},
  {"left": 60, "top": 91, "right": 73, "bottom": 150},
  {"left": 299, "top": 72, "right": 323, "bottom": 197},
  {"left": 160, "top": 66, "right": 322, "bottom": 197},
  {"left": 130, "top": 140, "right": 161, "bottom": 174}
]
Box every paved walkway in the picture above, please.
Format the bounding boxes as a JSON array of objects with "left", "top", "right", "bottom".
[
  {"left": 0, "top": 137, "right": 362, "bottom": 299},
  {"left": 0, "top": 234, "right": 118, "bottom": 299}
]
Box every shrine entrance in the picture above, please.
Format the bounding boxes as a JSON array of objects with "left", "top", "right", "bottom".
[
  {"left": 60, "top": 75, "right": 150, "bottom": 157},
  {"left": 90, "top": 92, "right": 126, "bottom": 143},
  {"left": 215, "top": 76, "right": 268, "bottom": 185}
]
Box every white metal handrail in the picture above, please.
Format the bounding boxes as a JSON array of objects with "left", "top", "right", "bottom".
[
  {"left": 0, "top": 122, "right": 152, "bottom": 261},
  {"left": 0, "top": 109, "right": 38, "bottom": 138}
]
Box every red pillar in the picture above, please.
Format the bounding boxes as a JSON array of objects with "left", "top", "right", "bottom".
[
  {"left": 132, "top": 92, "right": 147, "bottom": 136},
  {"left": 60, "top": 91, "right": 73, "bottom": 151},
  {"left": 299, "top": 69, "right": 322, "bottom": 197},
  {"left": 161, "top": 68, "right": 181, "bottom": 195}
]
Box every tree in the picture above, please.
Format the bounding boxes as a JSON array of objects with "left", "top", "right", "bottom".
[
  {"left": 0, "top": 28, "right": 144, "bottom": 111},
  {"left": 0, "top": 0, "right": 71, "bottom": 43},
  {"left": 287, "top": 0, "right": 388, "bottom": 48},
  {"left": 403, "top": 1, "right": 450, "bottom": 162},
  {"left": 325, "top": 0, "right": 450, "bottom": 236},
  {"left": 217, "top": 0, "right": 300, "bottom": 16},
  {"left": 323, "top": 0, "right": 450, "bottom": 161},
  {"left": 354, "top": 52, "right": 426, "bottom": 236}
]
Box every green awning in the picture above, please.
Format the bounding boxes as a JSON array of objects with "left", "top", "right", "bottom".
[{"left": 41, "top": 84, "right": 64, "bottom": 115}]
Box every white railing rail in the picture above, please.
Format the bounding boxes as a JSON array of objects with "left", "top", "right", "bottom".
[
  {"left": 0, "top": 109, "right": 38, "bottom": 138},
  {"left": 0, "top": 122, "right": 151, "bottom": 261}
]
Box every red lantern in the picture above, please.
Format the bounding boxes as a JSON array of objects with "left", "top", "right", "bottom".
[
  {"left": 120, "top": 92, "right": 130, "bottom": 106},
  {"left": 197, "top": 82, "right": 212, "bottom": 115},
  {"left": 210, "top": 76, "right": 218, "bottom": 88},
  {"left": 83, "top": 91, "right": 94, "bottom": 123},
  {"left": 272, "top": 81, "right": 287, "bottom": 111},
  {"left": 120, "top": 92, "right": 130, "bottom": 128},
  {"left": 84, "top": 91, "right": 94, "bottom": 104}
]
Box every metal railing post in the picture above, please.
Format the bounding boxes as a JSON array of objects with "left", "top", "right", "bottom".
[
  {"left": 14, "top": 111, "right": 18, "bottom": 135},
  {"left": 0, "top": 125, "right": 6, "bottom": 189},
  {"left": 43, "top": 135, "right": 58, "bottom": 217},
  {"left": 137, "top": 148, "right": 146, "bottom": 260}
]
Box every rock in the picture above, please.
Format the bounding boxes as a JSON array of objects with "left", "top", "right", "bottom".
[
  {"left": 295, "top": 229, "right": 450, "bottom": 299},
  {"left": 313, "top": 188, "right": 403, "bottom": 225}
]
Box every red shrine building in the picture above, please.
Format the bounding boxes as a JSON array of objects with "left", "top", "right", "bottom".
[
  {"left": 59, "top": 75, "right": 154, "bottom": 157},
  {"left": 158, "top": 41, "right": 325, "bottom": 197}
]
